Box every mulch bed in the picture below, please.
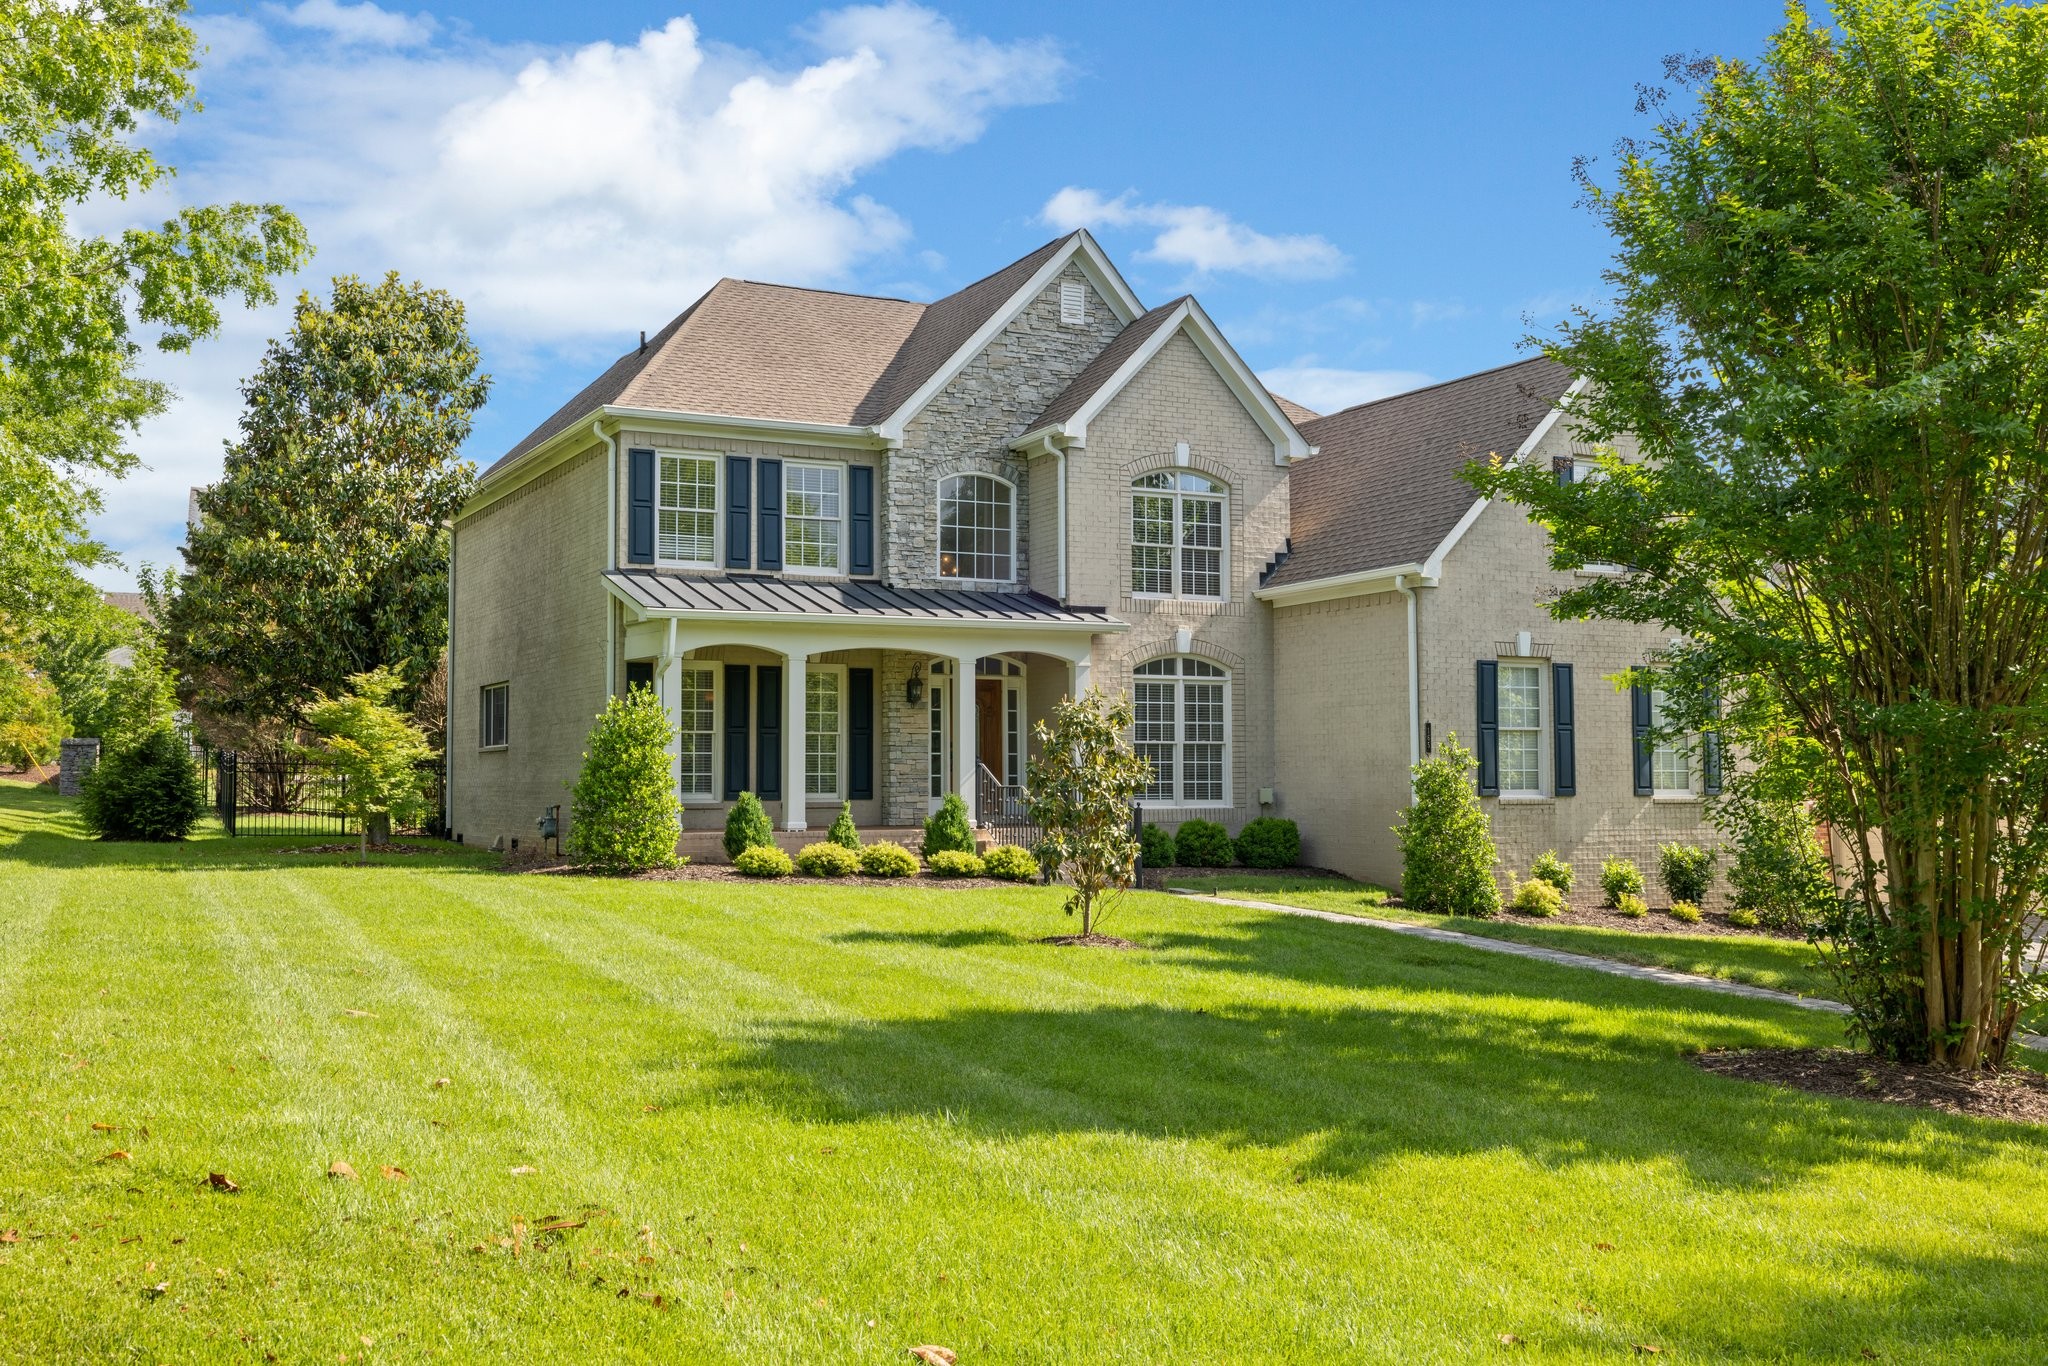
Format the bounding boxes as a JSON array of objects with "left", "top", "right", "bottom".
[
  {"left": 1528, "top": 903, "right": 1806, "bottom": 940},
  {"left": 277, "top": 843, "right": 458, "bottom": 857},
  {"left": 1694, "top": 1047, "right": 2048, "bottom": 1125},
  {"left": 519, "top": 860, "right": 1015, "bottom": 890},
  {"left": 1037, "top": 933, "right": 1142, "bottom": 949}
]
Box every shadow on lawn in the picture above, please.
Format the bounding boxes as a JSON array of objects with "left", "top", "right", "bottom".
[{"left": 830, "top": 928, "right": 1025, "bottom": 949}]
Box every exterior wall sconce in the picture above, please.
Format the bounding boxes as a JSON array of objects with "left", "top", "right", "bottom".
[{"left": 905, "top": 667, "right": 925, "bottom": 705}]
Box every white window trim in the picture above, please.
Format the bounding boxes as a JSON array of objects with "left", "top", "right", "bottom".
[
  {"left": 671, "top": 661, "right": 721, "bottom": 805},
  {"left": 1648, "top": 689, "right": 1698, "bottom": 800},
  {"left": 1133, "top": 656, "right": 1233, "bottom": 810},
  {"left": 1496, "top": 658, "right": 1547, "bottom": 798},
  {"left": 803, "top": 663, "right": 848, "bottom": 802},
  {"left": 655, "top": 449, "right": 722, "bottom": 570},
  {"left": 934, "top": 472, "right": 1018, "bottom": 584},
  {"left": 478, "top": 681, "right": 509, "bottom": 751},
  {"left": 1129, "top": 472, "right": 1231, "bottom": 603},
  {"left": 782, "top": 459, "right": 848, "bottom": 577}
]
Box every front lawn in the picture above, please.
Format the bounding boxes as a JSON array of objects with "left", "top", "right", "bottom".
[
  {"left": 3, "top": 784, "right": 2045, "bottom": 1361},
  {"left": 1171, "top": 871, "right": 1838, "bottom": 1000}
]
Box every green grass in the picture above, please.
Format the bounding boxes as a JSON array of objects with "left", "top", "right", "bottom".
[
  {"left": 3, "top": 785, "right": 2046, "bottom": 1362},
  {"left": 1171, "top": 871, "right": 1837, "bottom": 1000}
]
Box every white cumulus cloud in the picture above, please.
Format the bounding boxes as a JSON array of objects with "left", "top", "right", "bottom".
[
  {"left": 1257, "top": 366, "right": 1436, "bottom": 415},
  {"left": 268, "top": 0, "right": 436, "bottom": 47},
  {"left": 1041, "top": 187, "right": 1345, "bottom": 280}
]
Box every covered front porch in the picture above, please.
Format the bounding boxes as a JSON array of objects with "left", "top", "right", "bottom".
[{"left": 605, "top": 571, "right": 1122, "bottom": 851}]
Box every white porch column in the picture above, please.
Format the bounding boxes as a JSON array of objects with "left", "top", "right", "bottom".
[
  {"left": 782, "top": 650, "right": 808, "bottom": 831},
  {"left": 1068, "top": 654, "right": 1092, "bottom": 699},
  {"left": 659, "top": 620, "right": 682, "bottom": 795},
  {"left": 950, "top": 651, "right": 978, "bottom": 824}
]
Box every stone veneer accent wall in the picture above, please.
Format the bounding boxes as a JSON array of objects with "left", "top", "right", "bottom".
[{"left": 886, "top": 263, "right": 1123, "bottom": 592}]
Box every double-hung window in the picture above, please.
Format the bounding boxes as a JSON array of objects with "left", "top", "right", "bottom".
[
  {"left": 937, "top": 474, "right": 1013, "bottom": 581},
  {"left": 1650, "top": 689, "right": 1695, "bottom": 795},
  {"left": 479, "top": 682, "right": 509, "bottom": 749},
  {"left": 658, "top": 452, "right": 717, "bottom": 566},
  {"left": 676, "top": 665, "right": 717, "bottom": 801},
  {"left": 1134, "top": 657, "right": 1229, "bottom": 805},
  {"left": 1131, "top": 473, "right": 1226, "bottom": 599},
  {"left": 785, "top": 463, "right": 843, "bottom": 572},
  {"left": 1497, "top": 662, "right": 1543, "bottom": 795},
  {"left": 805, "top": 668, "right": 843, "bottom": 799}
]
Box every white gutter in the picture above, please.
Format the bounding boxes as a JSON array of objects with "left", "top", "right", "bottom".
[
  {"left": 1395, "top": 573, "right": 1421, "bottom": 799},
  {"left": 594, "top": 419, "right": 618, "bottom": 697}
]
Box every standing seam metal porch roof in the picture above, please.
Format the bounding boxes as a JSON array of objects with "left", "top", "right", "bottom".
[{"left": 603, "top": 570, "right": 1122, "bottom": 628}]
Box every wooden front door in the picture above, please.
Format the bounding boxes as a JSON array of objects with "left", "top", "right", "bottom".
[{"left": 976, "top": 679, "right": 1003, "bottom": 781}]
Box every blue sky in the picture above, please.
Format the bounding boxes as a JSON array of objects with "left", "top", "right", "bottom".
[{"left": 91, "top": 0, "right": 1793, "bottom": 588}]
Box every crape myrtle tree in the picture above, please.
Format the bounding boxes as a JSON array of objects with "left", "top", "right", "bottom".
[
  {"left": 157, "top": 274, "right": 487, "bottom": 749},
  {"left": 1470, "top": 0, "right": 2048, "bottom": 1068},
  {"left": 0, "top": 0, "right": 308, "bottom": 632}
]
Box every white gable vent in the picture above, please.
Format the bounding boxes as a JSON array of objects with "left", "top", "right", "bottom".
[{"left": 1059, "top": 280, "right": 1087, "bottom": 326}]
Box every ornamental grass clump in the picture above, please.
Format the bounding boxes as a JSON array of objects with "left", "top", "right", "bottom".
[
  {"left": 723, "top": 791, "right": 773, "bottom": 860},
  {"left": 1394, "top": 734, "right": 1499, "bottom": 917},
  {"left": 796, "top": 842, "right": 859, "bottom": 878},
  {"left": 566, "top": 688, "right": 681, "bottom": 874}
]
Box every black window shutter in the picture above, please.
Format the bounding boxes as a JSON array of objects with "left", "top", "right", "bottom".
[
  {"left": 1702, "top": 686, "right": 1724, "bottom": 795},
  {"left": 627, "top": 449, "right": 656, "bottom": 565},
  {"left": 1631, "top": 684, "right": 1654, "bottom": 796},
  {"left": 756, "top": 665, "right": 782, "bottom": 801},
  {"left": 847, "top": 667, "right": 874, "bottom": 800},
  {"left": 1552, "top": 662, "right": 1576, "bottom": 797},
  {"left": 725, "top": 456, "right": 752, "bottom": 569},
  {"left": 1475, "top": 660, "right": 1499, "bottom": 797},
  {"left": 625, "top": 660, "right": 654, "bottom": 693},
  {"left": 849, "top": 465, "right": 874, "bottom": 577},
  {"left": 723, "top": 664, "right": 750, "bottom": 799},
  {"left": 757, "top": 460, "right": 783, "bottom": 571}
]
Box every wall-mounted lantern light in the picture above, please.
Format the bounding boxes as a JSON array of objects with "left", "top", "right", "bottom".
[{"left": 905, "top": 666, "right": 925, "bottom": 705}]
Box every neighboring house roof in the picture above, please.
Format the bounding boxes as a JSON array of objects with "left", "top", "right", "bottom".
[
  {"left": 1268, "top": 393, "right": 1320, "bottom": 426},
  {"left": 1263, "top": 356, "right": 1576, "bottom": 590},
  {"left": 102, "top": 591, "right": 153, "bottom": 624},
  {"left": 602, "top": 570, "right": 1120, "bottom": 629}
]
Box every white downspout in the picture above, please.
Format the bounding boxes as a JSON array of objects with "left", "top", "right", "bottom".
[
  {"left": 1396, "top": 573, "right": 1420, "bottom": 799},
  {"left": 594, "top": 419, "right": 618, "bottom": 697},
  {"left": 1055, "top": 446, "right": 1069, "bottom": 602}
]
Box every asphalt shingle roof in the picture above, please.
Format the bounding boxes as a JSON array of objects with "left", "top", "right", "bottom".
[
  {"left": 1028, "top": 297, "right": 1186, "bottom": 432},
  {"left": 1264, "top": 356, "right": 1576, "bottom": 589}
]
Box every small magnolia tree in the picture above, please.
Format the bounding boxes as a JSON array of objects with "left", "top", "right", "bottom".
[
  {"left": 1024, "top": 688, "right": 1151, "bottom": 936},
  {"left": 305, "top": 667, "right": 433, "bottom": 863},
  {"left": 1395, "top": 734, "right": 1500, "bottom": 917},
  {"left": 568, "top": 688, "right": 681, "bottom": 874}
]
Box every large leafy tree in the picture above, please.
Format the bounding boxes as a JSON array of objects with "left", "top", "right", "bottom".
[
  {"left": 1, "top": 0, "right": 309, "bottom": 625},
  {"left": 157, "top": 274, "right": 487, "bottom": 741},
  {"left": 1473, "top": 0, "right": 2048, "bottom": 1068}
]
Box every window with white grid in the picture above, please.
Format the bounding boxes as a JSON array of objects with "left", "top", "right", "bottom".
[
  {"left": 1130, "top": 472, "right": 1226, "bottom": 599},
  {"left": 805, "top": 668, "right": 842, "bottom": 799},
  {"left": 784, "top": 463, "right": 843, "bottom": 572},
  {"left": 1498, "top": 662, "right": 1542, "bottom": 794},
  {"left": 937, "top": 475, "right": 1013, "bottom": 580},
  {"left": 676, "top": 666, "right": 716, "bottom": 800},
  {"left": 1133, "top": 656, "right": 1229, "bottom": 805},
  {"left": 658, "top": 453, "right": 717, "bottom": 565},
  {"left": 1650, "top": 689, "right": 1694, "bottom": 794}
]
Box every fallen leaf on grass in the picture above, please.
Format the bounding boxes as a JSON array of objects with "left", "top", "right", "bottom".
[
  {"left": 98, "top": 1150, "right": 131, "bottom": 1163},
  {"left": 207, "top": 1173, "right": 239, "bottom": 1193},
  {"left": 0, "top": 1231, "right": 18, "bottom": 1244},
  {"left": 341, "top": 1009, "right": 376, "bottom": 1019},
  {"left": 91, "top": 1122, "right": 121, "bottom": 1133},
  {"left": 431, "top": 1078, "right": 450, "bottom": 1089},
  {"left": 1498, "top": 1335, "right": 1524, "bottom": 1346},
  {"left": 327, "top": 1162, "right": 358, "bottom": 1181},
  {"left": 120, "top": 1235, "right": 140, "bottom": 1245},
  {"left": 1593, "top": 1241, "right": 1616, "bottom": 1252},
  {"left": 641, "top": 1105, "right": 660, "bottom": 1113},
  {"left": 1634, "top": 1347, "right": 1662, "bottom": 1356},
  {"left": 537, "top": 1219, "right": 585, "bottom": 1233},
  {"left": 908, "top": 1348, "right": 957, "bottom": 1365},
  {"left": 143, "top": 1282, "right": 169, "bottom": 1300},
  {"left": 508, "top": 1165, "right": 537, "bottom": 1176},
  {"left": 378, "top": 1165, "right": 409, "bottom": 1182}
]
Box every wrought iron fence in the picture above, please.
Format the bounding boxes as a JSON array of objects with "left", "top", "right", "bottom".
[{"left": 203, "top": 750, "right": 447, "bottom": 839}]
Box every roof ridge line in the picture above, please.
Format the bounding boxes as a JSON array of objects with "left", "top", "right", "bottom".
[{"left": 727, "top": 278, "right": 924, "bottom": 306}]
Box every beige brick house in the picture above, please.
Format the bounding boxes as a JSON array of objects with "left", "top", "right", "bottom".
[{"left": 449, "top": 233, "right": 1718, "bottom": 887}]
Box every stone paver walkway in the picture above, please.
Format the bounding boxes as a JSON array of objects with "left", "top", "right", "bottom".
[{"left": 1169, "top": 890, "right": 2048, "bottom": 1052}]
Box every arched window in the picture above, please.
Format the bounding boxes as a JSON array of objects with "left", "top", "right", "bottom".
[
  {"left": 937, "top": 474, "right": 1014, "bottom": 580},
  {"left": 1133, "top": 656, "right": 1229, "bottom": 805},
  {"left": 1131, "top": 472, "right": 1226, "bottom": 599}
]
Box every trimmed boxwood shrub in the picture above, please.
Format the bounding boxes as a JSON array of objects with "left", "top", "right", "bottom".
[
  {"left": 1658, "top": 843, "right": 1715, "bottom": 906},
  {"left": 1530, "top": 850, "right": 1574, "bottom": 895},
  {"left": 1599, "top": 857, "right": 1646, "bottom": 906},
  {"left": 566, "top": 688, "right": 680, "bottom": 873},
  {"left": 927, "top": 849, "right": 985, "bottom": 878},
  {"left": 79, "top": 725, "right": 206, "bottom": 841},
  {"left": 1138, "top": 821, "right": 1177, "bottom": 868},
  {"left": 982, "top": 844, "right": 1039, "bottom": 882},
  {"left": 826, "top": 802, "right": 861, "bottom": 850},
  {"left": 796, "top": 842, "right": 859, "bottom": 877},
  {"left": 734, "top": 845, "right": 793, "bottom": 878},
  {"left": 922, "top": 792, "right": 975, "bottom": 856},
  {"left": 1510, "top": 878, "right": 1565, "bottom": 918},
  {"left": 724, "top": 791, "right": 774, "bottom": 859},
  {"left": 1233, "top": 817, "right": 1300, "bottom": 869},
  {"left": 1173, "top": 818, "right": 1234, "bottom": 868},
  {"left": 859, "top": 841, "right": 918, "bottom": 878}
]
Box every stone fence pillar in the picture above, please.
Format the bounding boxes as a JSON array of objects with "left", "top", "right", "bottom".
[{"left": 58, "top": 738, "right": 101, "bottom": 796}]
